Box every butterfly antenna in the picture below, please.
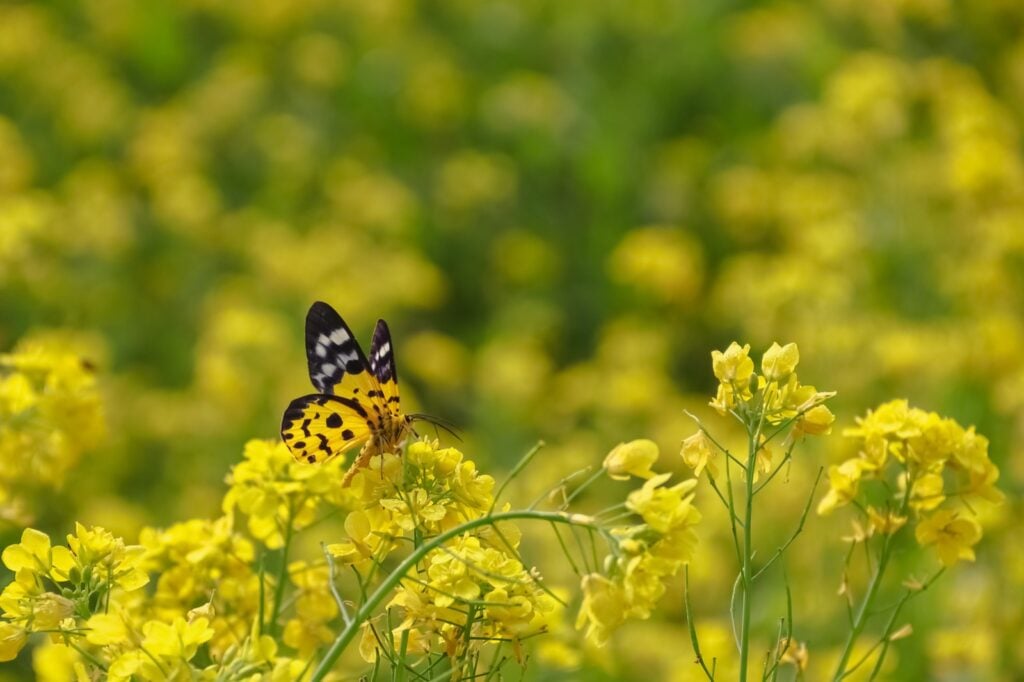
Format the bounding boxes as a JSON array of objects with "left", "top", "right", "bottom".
[{"left": 409, "top": 413, "right": 463, "bottom": 441}]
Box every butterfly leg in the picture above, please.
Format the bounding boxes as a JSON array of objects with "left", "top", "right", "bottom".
[{"left": 342, "top": 438, "right": 378, "bottom": 488}]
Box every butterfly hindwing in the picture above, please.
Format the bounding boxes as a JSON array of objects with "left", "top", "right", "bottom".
[
  {"left": 281, "top": 393, "right": 372, "bottom": 464},
  {"left": 305, "top": 301, "right": 371, "bottom": 395},
  {"left": 369, "top": 319, "right": 401, "bottom": 412}
]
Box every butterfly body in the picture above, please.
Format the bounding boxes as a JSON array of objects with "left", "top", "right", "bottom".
[{"left": 281, "top": 302, "right": 411, "bottom": 483}]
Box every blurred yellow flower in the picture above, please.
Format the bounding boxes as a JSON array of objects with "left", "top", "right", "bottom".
[
  {"left": 761, "top": 342, "right": 800, "bottom": 381},
  {"left": 575, "top": 574, "right": 628, "bottom": 647},
  {"left": 680, "top": 430, "right": 718, "bottom": 478},
  {"left": 0, "top": 621, "right": 27, "bottom": 662},
  {"left": 915, "top": 509, "right": 981, "bottom": 566},
  {"left": 603, "top": 439, "right": 659, "bottom": 480},
  {"left": 626, "top": 474, "right": 698, "bottom": 534},
  {"left": 608, "top": 226, "right": 704, "bottom": 303}
]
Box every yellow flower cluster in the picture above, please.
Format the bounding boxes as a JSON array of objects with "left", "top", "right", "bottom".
[
  {"left": 581, "top": 442, "right": 702, "bottom": 645},
  {"left": 682, "top": 342, "right": 835, "bottom": 480},
  {"left": 325, "top": 439, "right": 561, "bottom": 661},
  {"left": 0, "top": 337, "right": 105, "bottom": 524},
  {"left": 223, "top": 439, "right": 349, "bottom": 548},
  {"left": 139, "top": 516, "right": 262, "bottom": 657},
  {"left": 0, "top": 436, "right": 348, "bottom": 679},
  {"left": 819, "top": 399, "right": 1003, "bottom": 566},
  {"left": 709, "top": 342, "right": 835, "bottom": 433},
  {"left": 0, "top": 524, "right": 147, "bottom": 662}
]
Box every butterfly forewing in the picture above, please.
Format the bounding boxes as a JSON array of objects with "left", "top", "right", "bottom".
[
  {"left": 305, "top": 301, "right": 372, "bottom": 395},
  {"left": 281, "top": 394, "right": 373, "bottom": 464},
  {"left": 369, "top": 319, "right": 401, "bottom": 415}
]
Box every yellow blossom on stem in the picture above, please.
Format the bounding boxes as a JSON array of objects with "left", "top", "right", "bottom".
[
  {"left": 575, "top": 574, "right": 628, "bottom": 647},
  {"left": 866, "top": 506, "right": 907, "bottom": 535},
  {"left": 710, "top": 342, "right": 755, "bottom": 414},
  {"left": 793, "top": 404, "right": 835, "bottom": 437},
  {"left": 680, "top": 431, "right": 718, "bottom": 477},
  {"left": 761, "top": 341, "right": 799, "bottom": 381},
  {"left": 817, "top": 459, "right": 872, "bottom": 515},
  {"left": 626, "top": 474, "right": 698, "bottom": 534},
  {"left": 915, "top": 509, "right": 981, "bottom": 567},
  {"left": 0, "top": 621, "right": 27, "bottom": 662},
  {"left": 603, "top": 439, "right": 659, "bottom": 480}
]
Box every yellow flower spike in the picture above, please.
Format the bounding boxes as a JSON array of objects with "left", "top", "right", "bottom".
[
  {"left": 680, "top": 430, "right": 718, "bottom": 478},
  {"left": 915, "top": 509, "right": 981, "bottom": 566},
  {"left": 2, "top": 528, "right": 52, "bottom": 574},
  {"left": 603, "top": 439, "right": 659, "bottom": 480},
  {"left": 0, "top": 621, "right": 28, "bottom": 662},
  {"left": 761, "top": 341, "right": 799, "bottom": 381}
]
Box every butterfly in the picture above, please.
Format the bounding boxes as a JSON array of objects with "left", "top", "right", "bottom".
[{"left": 280, "top": 301, "right": 413, "bottom": 485}]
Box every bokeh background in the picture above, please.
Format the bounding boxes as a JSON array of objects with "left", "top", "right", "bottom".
[{"left": 1, "top": 0, "right": 1022, "bottom": 679}]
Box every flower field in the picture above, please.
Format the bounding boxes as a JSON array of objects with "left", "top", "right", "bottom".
[{"left": 0, "top": 1, "right": 1021, "bottom": 679}]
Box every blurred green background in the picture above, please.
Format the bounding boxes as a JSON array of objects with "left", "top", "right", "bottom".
[{"left": 1, "top": 0, "right": 1022, "bottom": 678}]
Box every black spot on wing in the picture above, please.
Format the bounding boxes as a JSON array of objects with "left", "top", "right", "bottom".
[{"left": 326, "top": 413, "right": 343, "bottom": 428}]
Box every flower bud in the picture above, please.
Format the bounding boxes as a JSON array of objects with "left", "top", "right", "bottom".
[
  {"left": 761, "top": 342, "right": 799, "bottom": 381},
  {"left": 603, "top": 440, "right": 659, "bottom": 481}
]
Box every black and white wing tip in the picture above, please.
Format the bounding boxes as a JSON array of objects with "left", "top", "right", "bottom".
[
  {"left": 305, "top": 301, "right": 369, "bottom": 394},
  {"left": 369, "top": 318, "right": 398, "bottom": 385}
]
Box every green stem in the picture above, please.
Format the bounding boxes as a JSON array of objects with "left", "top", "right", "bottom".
[
  {"left": 309, "top": 510, "right": 598, "bottom": 681},
  {"left": 269, "top": 500, "right": 297, "bottom": 637},
  {"left": 738, "top": 428, "right": 757, "bottom": 682},
  {"left": 831, "top": 534, "right": 895, "bottom": 680},
  {"left": 867, "top": 568, "right": 943, "bottom": 680}
]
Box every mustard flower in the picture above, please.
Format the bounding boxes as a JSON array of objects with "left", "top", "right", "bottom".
[
  {"left": 710, "top": 342, "right": 754, "bottom": 414},
  {"left": 680, "top": 430, "right": 718, "bottom": 477},
  {"left": 0, "top": 337, "right": 105, "bottom": 523},
  {"left": 823, "top": 400, "right": 1003, "bottom": 544},
  {"left": 223, "top": 439, "right": 349, "bottom": 548},
  {"left": 0, "top": 621, "right": 27, "bottom": 662},
  {"left": 761, "top": 341, "right": 799, "bottom": 381},
  {"left": 866, "top": 506, "right": 907, "bottom": 536},
  {"left": 817, "top": 459, "right": 873, "bottom": 515},
  {"left": 575, "top": 574, "right": 628, "bottom": 646},
  {"left": 626, "top": 474, "right": 699, "bottom": 533},
  {"left": 139, "top": 516, "right": 260, "bottom": 656},
  {"left": 603, "top": 439, "right": 659, "bottom": 480},
  {"left": 915, "top": 509, "right": 982, "bottom": 567}
]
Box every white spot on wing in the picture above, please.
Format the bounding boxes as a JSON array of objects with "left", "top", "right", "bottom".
[{"left": 330, "top": 329, "right": 350, "bottom": 344}]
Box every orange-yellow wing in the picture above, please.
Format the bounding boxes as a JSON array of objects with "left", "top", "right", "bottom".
[{"left": 280, "top": 394, "right": 373, "bottom": 464}]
